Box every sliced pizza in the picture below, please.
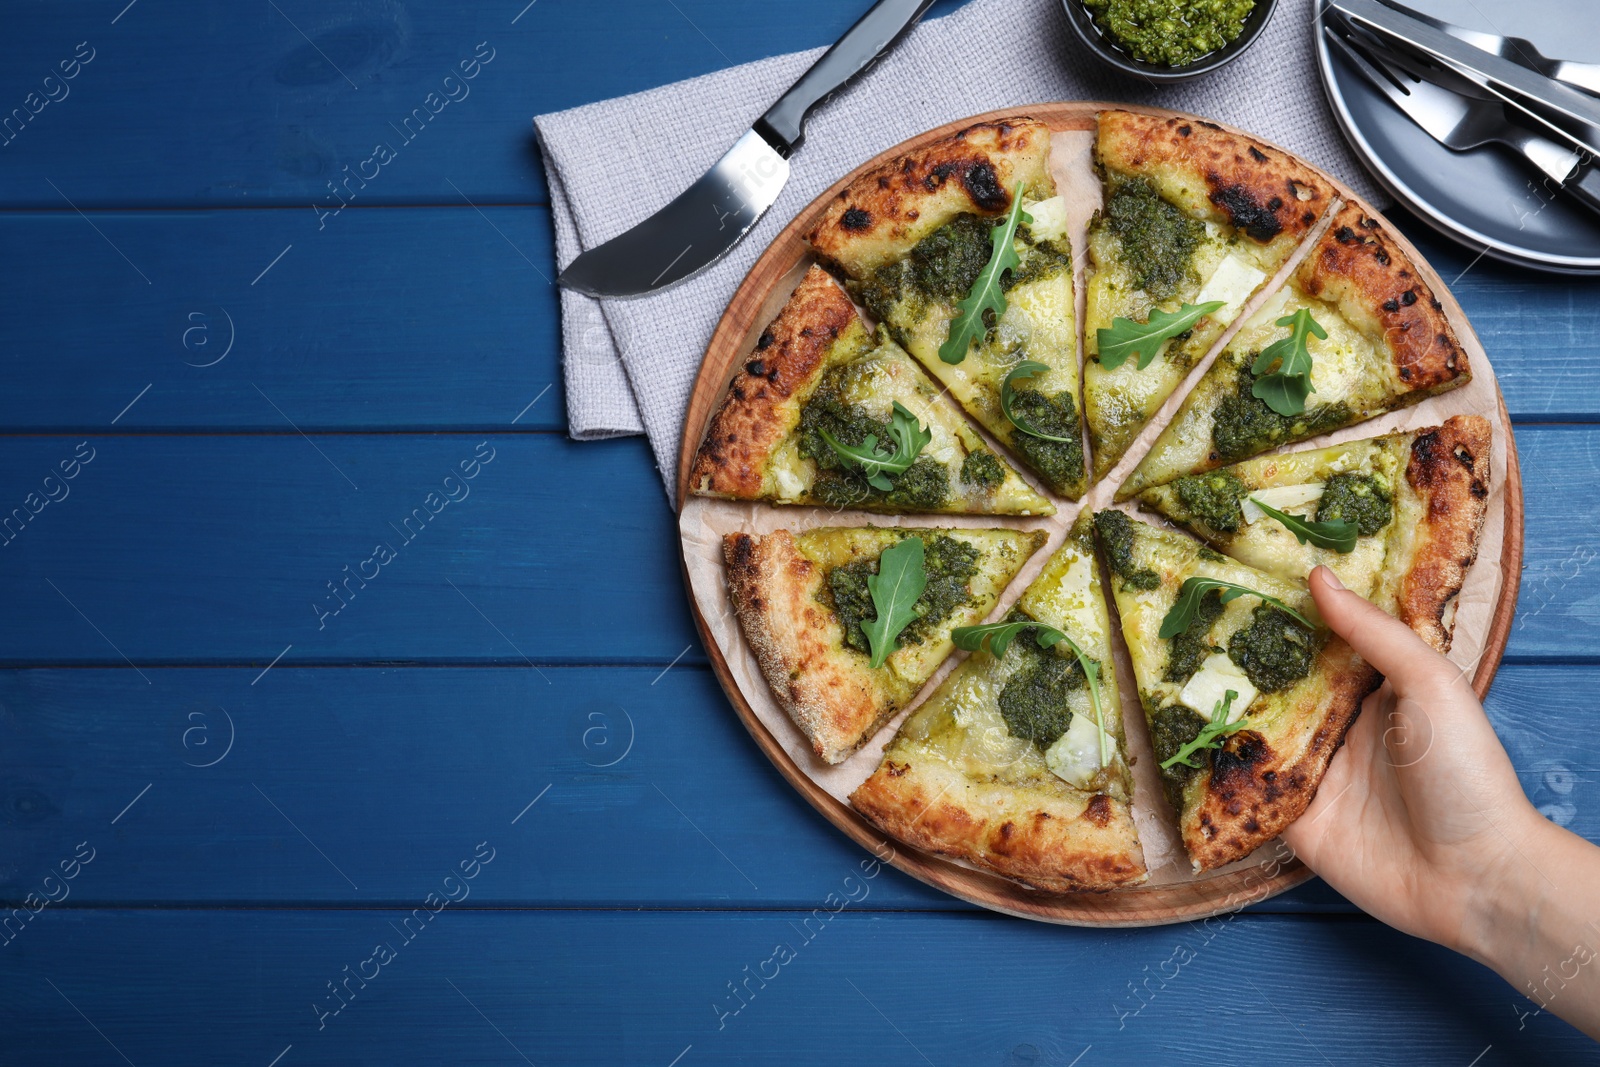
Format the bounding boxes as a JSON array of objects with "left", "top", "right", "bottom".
[
  {"left": 807, "top": 118, "right": 1089, "bottom": 499},
  {"left": 1083, "top": 111, "right": 1334, "bottom": 480},
  {"left": 1137, "top": 415, "right": 1492, "bottom": 651},
  {"left": 851, "top": 517, "right": 1146, "bottom": 891},
  {"left": 1118, "top": 203, "right": 1472, "bottom": 500},
  {"left": 688, "top": 265, "right": 1052, "bottom": 516},
  {"left": 1092, "top": 509, "right": 1377, "bottom": 872},
  {"left": 726, "top": 525, "right": 1047, "bottom": 765}
]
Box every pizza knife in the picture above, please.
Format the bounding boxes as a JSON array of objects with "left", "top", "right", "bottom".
[{"left": 557, "top": 0, "right": 938, "bottom": 299}]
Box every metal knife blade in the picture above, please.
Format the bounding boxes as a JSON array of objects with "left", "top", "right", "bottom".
[
  {"left": 1331, "top": 0, "right": 1600, "bottom": 137},
  {"left": 558, "top": 0, "right": 936, "bottom": 299},
  {"left": 555, "top": 130, "right": 789, "bottom": 298}
]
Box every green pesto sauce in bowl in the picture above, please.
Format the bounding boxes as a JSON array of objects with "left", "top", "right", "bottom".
[{"left": 1083, "top": 0, "right": 1256, "bottom": 67}]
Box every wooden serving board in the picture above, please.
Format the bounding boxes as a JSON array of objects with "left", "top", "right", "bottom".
[{"left": 674, "top": 103, "right": 1524, "bottom": 926}]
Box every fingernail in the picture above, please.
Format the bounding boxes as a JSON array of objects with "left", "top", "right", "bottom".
[{"left": 1318, "top": 566, "right": 1344, "bottom": 591}]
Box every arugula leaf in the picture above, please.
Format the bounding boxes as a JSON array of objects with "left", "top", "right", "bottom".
[
  {"left": 938, "top": 184, "right": 1031, "bottom": 365},
  {"left": 818, "top": 401, "right": 931, "bottom": 491},
  {"left": 999, "top": 360, "right": 1078, "bottom": 443},
  {"left": 1095, "top": 301, "right": 1225, "bottom": 371},
  {"left": 1158, "top": 576, "right": 1315, "bottom": 640},
  {"left": 861, "top": 537, "right": 928, "bottom": 669},
  {"left": 951, "top": 619, "right": 1112, "bottom": 768},
  {"left": 1250, "top": 308, "right": 1327, "bottom": 416},
  {"left": 1249, "top": 496, "right": 1358, "bottom": 553},
  {"left": 1160, "top": 690, "right": 1251, "bottom": 770}
]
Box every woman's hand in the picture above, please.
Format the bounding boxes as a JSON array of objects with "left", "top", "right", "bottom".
[{"left": 1285, "top": 566, "right": 1600, "bottom": 1038}]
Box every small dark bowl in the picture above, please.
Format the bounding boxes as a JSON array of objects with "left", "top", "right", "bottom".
[{"left": 1061, "top": 0, "right": 1280, "bottom": 83}]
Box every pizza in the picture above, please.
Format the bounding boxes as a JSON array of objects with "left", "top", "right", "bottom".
[
  {"left": 851, "top": 518, "right": 1146, "bottom": 891},
  {"left": 807, "top": 118, "right": 1090, "bottom": 498},
  {"left": 1093, "top": 509, "right": 1378, "bottom": 872},
  {"left": 1082, "top": 111, "right": 1334, "bottom": 480},
  {"left": 1136, "top": 415, "right": 1491, "bottom": 651},
  {"left": 724, "top": 525, "right": 1047, "bottom": 765},
  {"left": 688, "top": 265, "right": 1052, "bottom": 516},
  {"left": 1118, "top": 203, "right": 1472, "bottom": 499}
]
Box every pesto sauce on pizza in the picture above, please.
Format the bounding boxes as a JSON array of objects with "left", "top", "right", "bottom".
[
  {"left": 824, "top": 535, "right": 980, "bottom": 656},
  {"left": 1172, "top": 469, "right": 1249, "bottom": 532},
  {"left": 1004, "top": 388, "right": 1087, "bottom": 489},
  {"left": 997, "top": 629, "right": 1087, "bottom": 750},
  {"left": 798, "top": 380, "right": 950, "bottom": 510},
  {"left": 1315, "top": 472, "right": 1393, "bottom": 535},
  {"left": 1212, "top": 361, "right": 1352, "bottom": 462},
  {"left": 1094, "top": 509, "right": 1161, "bottom": 591},
  {"left": 1102, "top": 177, "right": 1205, "bottom": 301},
  {"left": 1227, "top": 604, "right": 1318, "bottom": 693},
  {"left": 1163, "top": 587, "right": 1224, "bottom": 683},
  {"left": 959, "top": 449, "right": 1005, "bottom": 489},
  {"left": 1145, "top": 697, "right": 1207, "bottom": 809}
]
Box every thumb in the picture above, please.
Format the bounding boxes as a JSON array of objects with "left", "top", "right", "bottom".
[{"left": 1308, "top": 566, "right": 1468, "bottom": 695}]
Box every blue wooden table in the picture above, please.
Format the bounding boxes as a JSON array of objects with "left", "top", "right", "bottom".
[{"left": 3, "top": 1, "right": 1598, "bottom": 1062}]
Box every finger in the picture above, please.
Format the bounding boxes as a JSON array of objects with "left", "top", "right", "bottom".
[{"left": 1308, "top": 566, "right": 1469, "bottom": 694}]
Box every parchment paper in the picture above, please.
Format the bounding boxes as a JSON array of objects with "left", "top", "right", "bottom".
[{"left": 679, "top": 129, "right": 1511, "bottom": 898}]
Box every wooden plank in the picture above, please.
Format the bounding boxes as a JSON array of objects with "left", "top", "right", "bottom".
[
  {"left": 0, "top": 663, "right": 1580, "bottom": 909},
  {"left": 0, "top": 208, "right": 564, "bottom": 431},
  {"left": 2, "top": 909, "right": 1588, "bottom": 1063},
  {"left": 0, "top": 434, "right": 700, "bottom": 665},
  {"left": 0, "top": 0, "right": 936, "bottom": 208},
  {"left": 0, "top": 426, "right": 1585, "bottom": 664}
]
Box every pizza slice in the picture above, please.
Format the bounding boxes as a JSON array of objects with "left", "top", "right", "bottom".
[
  {"left": 850, "top": 517, "right": 1146, "bottom": 891},
  {"left": 688, "top": 265, "right": 1052, "bottom": 516},
  {"left": 726, "top": 525, "right": 1047, "bottom": 765},
  {"left": 1083, "top": 110, "right": 1334, "bottom": 480},
  {"left": 807, "top": 118, "right": 1089, "bottom": 499},
  {"left": 1137, "top": 415, "right": 1492, "bottom": 651},
  {"left": 1092, "top": 509, "right": 1377, "bottom": 872},
  {"left": 1118, "top": 203, "right": 1472, "bottom": 500}
]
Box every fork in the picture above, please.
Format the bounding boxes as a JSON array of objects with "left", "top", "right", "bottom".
[
  {"left": 1388, "top": 2, "right": 1600, "bottom": 96},
  {"left": 1326, "top": 25, "right": 1600, "bottom": 216}
]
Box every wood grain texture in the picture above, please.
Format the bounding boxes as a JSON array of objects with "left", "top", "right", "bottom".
[
  {"left": 0, "top": 208, "right": 562, "bottom": 431},
  {"left": 3, "top": 910, "right": 1592, "bottom": 1065},
  {"left": 676, "top": 103, "right": 1523, "bottom": 926}
]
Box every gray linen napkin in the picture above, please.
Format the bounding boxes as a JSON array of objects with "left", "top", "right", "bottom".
[{"left": 535, "top": 0, "right": 1378, "bottom": 502}]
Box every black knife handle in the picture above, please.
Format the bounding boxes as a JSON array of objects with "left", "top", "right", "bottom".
[
  {"left": 1566, "top": 162, "right": 1600, "bottom": 218},
  {"left": 754, "top": 0, "right": 937, "bottom": 157}
]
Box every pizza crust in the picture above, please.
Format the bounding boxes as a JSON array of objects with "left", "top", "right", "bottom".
[
  {"left": 1183, "top": 638, "right": 1378, "bottom": 872},
  {"left": 1387, "top": 414, "right": 1493, "bottom": 653},
  {"left": 1297, "top": 203, "right": 1470, "bottom": 396},
  {"left": 1096, "top": 110, "right": 1333, "bottom": 256},
  {"left": 724, "top": 529, "right": 906, "bottom": 765},
  {"left": 851, "top": 752, "right": 1147, "bottom": 892},
  {"left": 807, "top": 117, "right": 1055, "bottom": 276},
  {"left": 687, "top": 266, "right": 859, "bottom": 499}
]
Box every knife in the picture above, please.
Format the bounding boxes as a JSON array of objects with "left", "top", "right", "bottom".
[
  {"left": 558, "top": 0, "right": 938, "bottom": 299},
  {"left": 1330, "top": 0, "right": 1600, "bottom": 141},
  {"left": 1326, "top": 25, "right": 1600, "bottom": 216}
]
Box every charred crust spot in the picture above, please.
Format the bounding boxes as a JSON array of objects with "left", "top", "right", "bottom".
[
  {"left": 1267, "top": 196, "right": 1283, "bottom": 211},
  {"left": 1335, "top": 225, "right": 1358, "bottom": 244},
  {"left": 1199, "top": 120, "right": 1223, "bottom": 130},
  {"left": 1084, "top": 793, "right": 1114, "bottom": 827},
  {"left": 877, "top": 176, "right": 890, "bottom": 190},
  {"left": 1401, "top": 289, "right": 1418, "bottom": 306},
  {"left": 1209, "top": 182, "right": 1284, "bottom": 241},
  {"left": 1470, "top": 481, "right": 1488, "bottom": 499},
  {"left": 1453, "top": 445, "right": 1477, "bottom": 470},
  {"left": 1359, "top": 216, "right": 1381, "bottom": 229},
  {"left": 1248, "top": 146, "right": 1270, "bottom": 163},
  {"left": 1383, "top": 298, "right": 1400, "bottom": 313},
  {"left": 1399, "top": 366, "right": 1412, "bottom": 381},
  {"left": 1178, "top": 124, "right": 1192, "bottom": 136},
  {"left": 1438, "top": 333, "right": 1454, "bottom": 349},
  {"left": 1302, "top": 210, "right": 1316, "bottom": 225},
  {"left": 999, "top": 820, "right": 1016, "bottom": 840},
  {"left": 886, "top": 761, "right": 909, "bottom": 778},
  {"left": 840, "top": 207, "right": 872, "bottom": 231},
  {"left": 756, "top": 330, "right": 776, "bottom": 351},
  {"left": 1209, "top": 731, "right": 1273, "bottom": 796},
  {"left": 727, "top": 533, "right": 755, "bottom": 573},
  {"left": 1374, "top": 248, "right": 1391, "bottom": 266},
  {"left": 745, "top": 358, "right": 766, "bottom": 376},
  {"left": 1430, "top": 297, "right": 1443, "bottom": 311},
  {"left": 961, "top": 160, "right": 1007, "bottom": 211}
]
